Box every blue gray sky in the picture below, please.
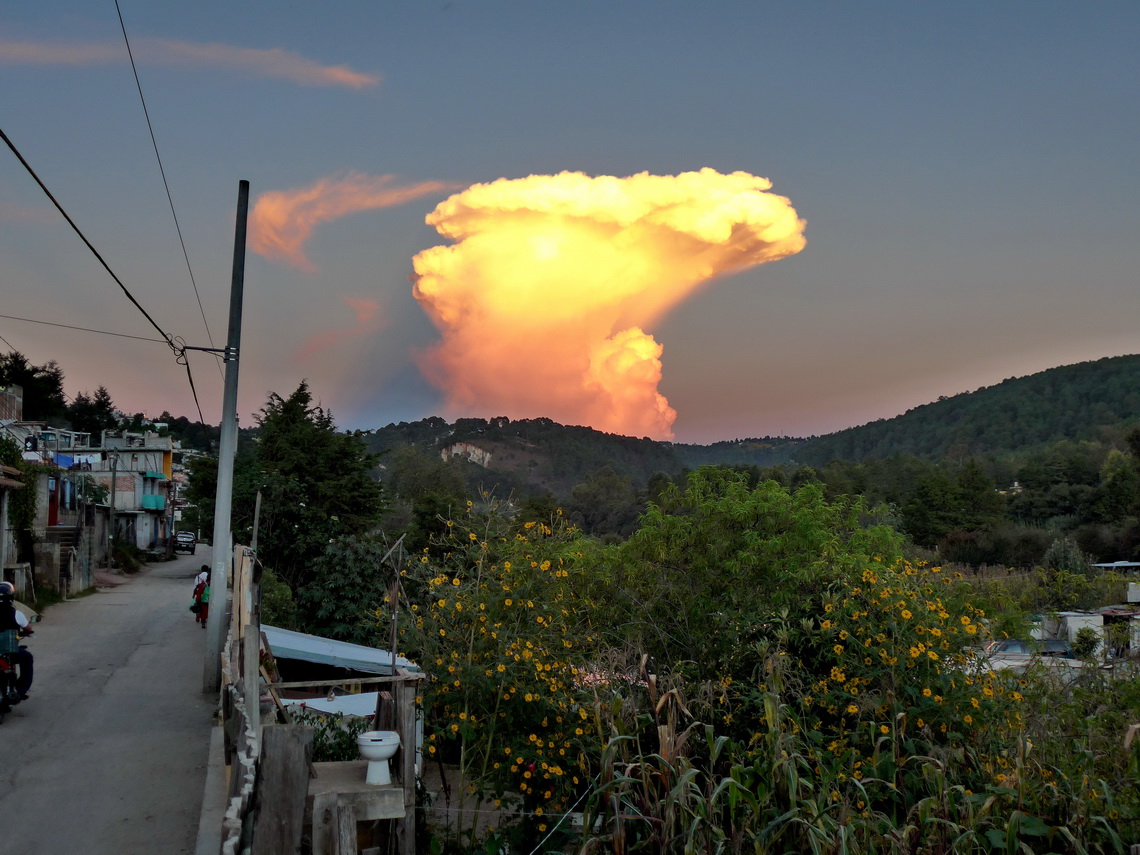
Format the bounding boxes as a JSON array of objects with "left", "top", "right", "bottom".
[{"left": 2, "top": 2, "right": 1137, "bottom": 443}]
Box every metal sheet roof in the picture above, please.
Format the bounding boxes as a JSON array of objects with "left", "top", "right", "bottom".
[{"left": 261, "top": 624, "right": 421, "bottom": 675}]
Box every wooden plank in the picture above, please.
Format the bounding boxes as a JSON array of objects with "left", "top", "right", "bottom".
[
  {"left": 260, "top": 632, "right": 281, "bottom": 682},
  {"left": 250, "top": 724, "right": 314, "bottom": 855},
  {"left": 333, "top": 802, "right": 358, "bottom": 855},
  {"left": 260, "top": 664, "right": 293, "bottom": 724},
  {"left": 310, "top": 791, "right": 336, "bottom": 855},
  {"left": 395, "top": 671, "right": 417, "bottom": 855},
  {"left": 267, "top": 674, "right": 424, "bottom": 691},
  {"left": 243, "top": 628, "right": 260, "bottom": 741}
]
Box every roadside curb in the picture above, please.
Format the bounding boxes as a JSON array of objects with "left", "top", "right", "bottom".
[{"left": 195, "top": 725, "right": 227, "bottom": 855}]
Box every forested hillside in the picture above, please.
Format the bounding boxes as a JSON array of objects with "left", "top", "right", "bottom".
[
  {"left": 793, "top": 354, "right": 1140, "bottom": 464},
  {"left": 360, "top": 355, "right": 1140, "bottom": 561},
  {"left": 362, "top": 415, "right": 682, "bottom": 495}
]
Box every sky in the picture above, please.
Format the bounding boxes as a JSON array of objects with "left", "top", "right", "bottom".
[{"left": 1, "top": 2, "right": 1137, "bottom": 444}]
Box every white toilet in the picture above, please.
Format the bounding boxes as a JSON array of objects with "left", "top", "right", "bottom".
[{"left": 357, "top": 730, "right": 401, "bottom": 785}]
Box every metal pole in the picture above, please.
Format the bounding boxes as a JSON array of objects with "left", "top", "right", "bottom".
[
  {"left": 250, "top": 490, "right": 262, "bottom": 553},
  {"left": 204, "top": 180, "right": 249, "bottom": 693},
  {"left": 108, "top": 454, "right": 117, "bottom": 565}
]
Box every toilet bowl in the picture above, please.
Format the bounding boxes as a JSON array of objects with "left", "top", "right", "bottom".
[{"left": 357, "top": 730, "right": 401, "bottom": 785}]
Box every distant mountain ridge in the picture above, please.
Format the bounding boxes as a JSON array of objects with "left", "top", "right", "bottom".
[
  {"left": 792, "top": 354, "right": 1140, "bottom": 464},
  {"left": 362, "top": 354, "right": 1140, "bottom": 491}
]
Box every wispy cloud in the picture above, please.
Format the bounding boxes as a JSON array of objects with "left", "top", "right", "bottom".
[
  {"left": 296, "top": 296, "right": 388, "bottom": 362},
  {"left": 250, "top": 173, "right": 459, "bottom": 272},
  {"left": 0, "top": 37, "right": 380, "bottom": 88}
]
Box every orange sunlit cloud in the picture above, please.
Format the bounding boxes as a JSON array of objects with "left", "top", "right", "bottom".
[
  {"left": 296, "top": 296, "right": 387, "bottom": 362},
  {"left": 412, "top": 168, "right": 807, "bottom": 440},
  {"left": 0, "top": 37, "right": 379, "bottom": 88},
  {"left": 250, "top": 173, "right": 459, "bottom": 272}
]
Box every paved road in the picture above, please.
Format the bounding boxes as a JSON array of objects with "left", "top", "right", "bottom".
[{"left": 0, "top": 549, "right": 218, "bottom": 855}]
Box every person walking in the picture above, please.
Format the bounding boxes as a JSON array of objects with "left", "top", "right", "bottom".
[{"left": 192, "top": 566, "right": 210, "bottom": 627}]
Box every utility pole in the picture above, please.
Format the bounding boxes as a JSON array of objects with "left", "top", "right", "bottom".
[
  {"left": 108, "top": 453, "right": 117, "bottom": 564},
  {"left": 203, "top": 180, "right": 249, "bottom": 693}
]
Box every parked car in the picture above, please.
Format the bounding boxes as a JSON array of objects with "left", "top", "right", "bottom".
[
  {"left": 984, "top": 638, "right": 1075, "bottom": 659},
  {"left": 173, "top": 531, "right": 197, "bottom": 555}
]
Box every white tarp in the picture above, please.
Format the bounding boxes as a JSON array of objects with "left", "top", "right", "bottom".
[
  {"left": 281, "top": 692, "right": 380, "bottom": 717},
  {"left": 261, "top": 624, "right": 420, "bottom": 675}
]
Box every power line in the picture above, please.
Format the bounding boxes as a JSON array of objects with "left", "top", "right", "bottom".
[
  {"left": 115, "top": 0, "right": 221, "bottom": 376},
  {"left": 0, "top": 312, "right": 168, "bottom": 343},
  {"left": 0, "top": 126, "right": 175, "bottom": 348},
  {"left": 0, "top": 126, "right": 210, "bottom": 425}
]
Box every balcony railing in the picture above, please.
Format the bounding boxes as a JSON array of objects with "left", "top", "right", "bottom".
[{"left": 141, "top": 494, "right": 166, "bottom": 511}]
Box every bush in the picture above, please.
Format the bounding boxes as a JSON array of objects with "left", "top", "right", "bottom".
[
  {"left": 1073, "top": 625, "right": 1101, "bottom": 658},
  {"left": 112, "top": 543, "right": 144, "bottom": 574},
  {"left": 287, "top": 707, "right": 373, "bottom": 762}
]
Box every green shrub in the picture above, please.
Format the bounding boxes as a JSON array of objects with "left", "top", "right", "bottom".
[{"left": 287, "top": 708, "right": 373, "bottom": 762}]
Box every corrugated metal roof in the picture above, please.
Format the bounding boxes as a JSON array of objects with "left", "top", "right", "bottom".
[{"left": 262, "top": 624, "right": 421, "bottom": 675}]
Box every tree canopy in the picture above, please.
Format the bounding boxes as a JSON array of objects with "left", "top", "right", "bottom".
[
  {"left": 0, "top": 351, "right": 67, "bottom": 421},
  {"left": 238, "top": 382, "right": 385, "bottom": 589}
]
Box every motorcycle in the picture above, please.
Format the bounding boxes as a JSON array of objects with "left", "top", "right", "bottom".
[{"left": 0, "top": 626, "right": 32, "bottom": 720}]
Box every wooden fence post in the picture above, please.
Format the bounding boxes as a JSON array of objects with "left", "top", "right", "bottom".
[
  {"left": 333, "top": 803, "right": 358, "bottom": 855},
  {"left": 250, "top": 724, "right": 313, "bottom": 855},
  {"left": 395, "top": 673, "right": 418, "bottom": 855}
]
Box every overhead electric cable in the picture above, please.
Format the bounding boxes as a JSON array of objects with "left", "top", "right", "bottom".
[
  {"left": 0, "top": 312, "right": 168, "bottom": 343},
  {"left": 0, "top": 126, "right": 176, "bottom": 349},
  {"left": 115, "top": 0, "right": 221, "bottom": 375},
  {"left": 0, "top": 126, "right": 209, "bottom": 424}
]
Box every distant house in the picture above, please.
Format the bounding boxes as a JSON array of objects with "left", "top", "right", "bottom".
[
  {"left": 0, "top": 463, "right": 25, "bottom": 594},
  {"left": 95, "top": 429, "right": 176, "bottom": 552},
  {"left": 0, "top": 421, "right": 179, "bottom": 591}
]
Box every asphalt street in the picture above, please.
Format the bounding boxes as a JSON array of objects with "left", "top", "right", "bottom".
[{"left": 0, "top": 548, "right": 218, "bottom": 854}]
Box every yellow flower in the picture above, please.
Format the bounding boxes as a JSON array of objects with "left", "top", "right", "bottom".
[
  {"left": 847, "top": 704, "right": 858, "bottom": 715},
  {"left": 833, "top": 644, "right": 844, "bottom": 655},
  {"left": 505, "top": 598, "right": 513, "bottom": 606},
  {"left": 452, "top": 577, "right": 461, "bottom": 586},
  {"left": 922, "top": 687, "right": 932, "bottom": 697},
  {"left": 901, "top": 609, "right": 912, "bottom": 620},
  {"left": 469, "top": 533, "right": 477, "bottom": 541},
  {"left": 821, "top": 619, "right": 832, "bottom": 630},
  {"left": 880, "top": 724, "right": 889, "bottom": 734}
]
